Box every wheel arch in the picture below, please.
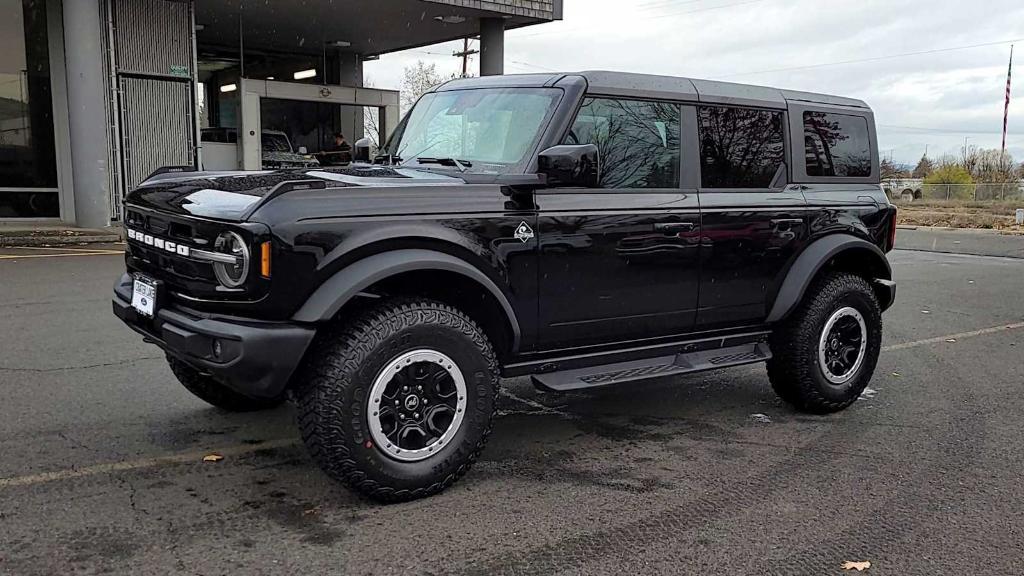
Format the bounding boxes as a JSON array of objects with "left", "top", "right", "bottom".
[
  {"left": 767, "top": 234, "right": 893, "bottom": 323},
  {"left": 292, "top": 249, "right": 522, "bottom": 356}
]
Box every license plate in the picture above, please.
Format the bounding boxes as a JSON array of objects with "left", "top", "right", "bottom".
[{"left": 131, "top": 275, "right": 158, "bottom": 317}]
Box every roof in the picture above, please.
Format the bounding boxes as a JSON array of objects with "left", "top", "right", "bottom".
[{"left": 438, "top": 70, "right": 870, "bottom": 110}]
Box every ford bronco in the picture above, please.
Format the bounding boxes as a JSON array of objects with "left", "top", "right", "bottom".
[{"left": 113, "top": 72, "right": 897, "bottom": 502}]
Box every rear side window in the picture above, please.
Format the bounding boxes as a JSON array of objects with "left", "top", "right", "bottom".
[
  {"left": 564, "top": 97, "right": 680, "bottom": 189},
  {"left": 803, "top": 112, "right": 872, "bottom": 177},
  {"left": 698, "top": 106, "right": 785, "bottom": 188}
]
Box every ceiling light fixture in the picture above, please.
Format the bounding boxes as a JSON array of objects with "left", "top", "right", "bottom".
[
  {"left": 219, "top": 83, "right": 237, "bottom": 93},
  {"left": 434, "top": 15, "right": 466, "bottom": 24},
  {"left": 327, "top": 40, "right": 352, "bottom": 48},
  {"left": 293, "top": 69, "right": 317, "bottom": 80}
]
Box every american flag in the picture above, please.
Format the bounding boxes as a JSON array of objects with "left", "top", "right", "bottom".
[{"left": 1003, "top": 45, "right": 1014, "bottom": 154}]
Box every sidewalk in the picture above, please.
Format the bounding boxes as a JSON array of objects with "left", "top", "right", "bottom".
[
  {"left": 0, "top": 224, "right": 123, "bottom": 247},
  {"left": 896, "top": 226, "right": 1024, "bottom": 259}
]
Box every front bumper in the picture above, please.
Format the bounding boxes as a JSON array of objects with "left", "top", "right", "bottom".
[{"left": 112, "top": 273, "right": 315, "bottom": 399}]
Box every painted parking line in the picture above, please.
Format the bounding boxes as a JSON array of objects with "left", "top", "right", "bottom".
[
  {"left": 0, "top": 438, "right": 299, "bottom": 489},
  {"left": 882, "top": 321, "right": 1024, "bottom": 352},
  {"left": 0, "top": 251, "right": 123, "bottom": 260},
  {"left": 2, "top": 321, "right": 1023, "bottom": 490}
]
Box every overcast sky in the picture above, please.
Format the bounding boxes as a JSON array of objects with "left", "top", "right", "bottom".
[{"left": 365, "top": 0, "right": 1024, "bottom": 166}]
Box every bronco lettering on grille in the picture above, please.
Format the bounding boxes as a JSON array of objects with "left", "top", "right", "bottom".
[{"left": 126, "top": 229, "right": 191, "bottom": 257}]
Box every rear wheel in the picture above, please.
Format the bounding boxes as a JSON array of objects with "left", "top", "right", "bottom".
[
  {"left": 166, "top": 356, "right": 285, "bottom": 412},
  {"left": 767, "top": 273, "right": 882, "bottom": 414},
  {"left": 295, "top": 298, "right": 499, "bottom": 503}
]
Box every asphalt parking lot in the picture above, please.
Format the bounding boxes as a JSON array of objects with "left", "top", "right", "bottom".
[{"left": 2, "top": 231, "right": 1023, "bottom": 575}]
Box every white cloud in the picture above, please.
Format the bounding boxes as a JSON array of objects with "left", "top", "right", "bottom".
[{"left": 366, "top": 0, "right": 1024, "bottom": 164}]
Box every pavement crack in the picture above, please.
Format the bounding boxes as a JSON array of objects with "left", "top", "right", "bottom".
[{"left": 0, "top": 355, "right": 162, "bottom": 373}]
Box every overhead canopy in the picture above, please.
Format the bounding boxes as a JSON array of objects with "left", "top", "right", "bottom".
[{"left": 196, "top": 0, "right": 560, "bottom": 58}]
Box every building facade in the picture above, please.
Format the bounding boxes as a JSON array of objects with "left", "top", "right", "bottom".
[{"left": 0, "top": 0, "right": 562, "bottom": 228}]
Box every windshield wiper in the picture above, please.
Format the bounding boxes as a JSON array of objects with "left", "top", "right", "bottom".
[{"left": 412, "top": 157, "right": 473, "bottom": 172}]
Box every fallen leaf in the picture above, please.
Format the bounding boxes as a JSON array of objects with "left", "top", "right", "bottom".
[
  {"left": 891, "top": 372, "right": 901, "bottom": 378},
  {"left": 749, "top": 413, "right": 772, "bottom": 423},
  {"left": 921, "top": 310, "right": 931, "bottom": 314},
  {"left": 842, "top": 560, "right": 871, "bottom": 571},
  {"left": 202, "top": 453, "right": 224, "bottom": 462},
  {"left": 946, "top": 338, "right": 957, "bottom": 343},
  {"left": 303, "top": 506, "right": 321, "bottom": 516}
]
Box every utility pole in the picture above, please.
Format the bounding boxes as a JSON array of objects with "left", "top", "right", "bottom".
[{"left": 453, "top": 38, "right": 479, "bottom": 78}]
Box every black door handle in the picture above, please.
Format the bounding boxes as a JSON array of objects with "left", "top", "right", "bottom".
[
  {"left": 653, "top": 222, "right": 696, "bottom": 233},
  {"left": 770, "top": 218, "right": 803, "bottom": 229}
]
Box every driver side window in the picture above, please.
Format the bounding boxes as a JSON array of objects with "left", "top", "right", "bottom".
[{"left": 564, "top": 97, "right": 680, "bottom": 189}]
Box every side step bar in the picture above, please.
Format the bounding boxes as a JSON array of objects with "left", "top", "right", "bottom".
[{"left": 531, "top": 342, "right": 772, "bottom": 392}]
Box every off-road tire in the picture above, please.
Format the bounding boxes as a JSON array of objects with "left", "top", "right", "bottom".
[
  {"left": 295, "top": 298, "right": 499, "bottom": 503},
  {"left": 767, "top": 272, "right": 882, "bottom": 414},
  {"left": 166, "top": 355, "right": 285, "bottom": 412}
]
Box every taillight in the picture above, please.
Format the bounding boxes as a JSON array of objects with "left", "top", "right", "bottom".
[{"left": 887, "top": 207, "right": 898, "bottom": 252}]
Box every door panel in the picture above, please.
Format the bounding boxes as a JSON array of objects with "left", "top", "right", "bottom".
[
  {"left": 696, "top": 188, "right": 808, "bottom": 328},
  {"left": 537, "top": 191, "right": 701, "bottom": 349}
]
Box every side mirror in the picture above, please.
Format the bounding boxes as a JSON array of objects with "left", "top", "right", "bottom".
[
  {"left": 297, "top": 146, "right": 308, "bottom": 154},
  {"left": 353, "top": 137, "right": 374, "bottom": 163},
  {"left": 538, "top": 144, "right": 599, "bottom": 188}
]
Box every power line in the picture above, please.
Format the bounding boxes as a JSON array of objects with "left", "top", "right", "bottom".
[
  {"left": 880, "top": 124, "right": 1017, "bottom": 135},
  {"left": 718, "top": 37, "right": 1024, "bottom": 79}
]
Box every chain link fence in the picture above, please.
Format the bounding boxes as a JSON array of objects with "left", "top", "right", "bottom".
[{"left": 887, "top": 182, "right": 1024, "bottom": 202}]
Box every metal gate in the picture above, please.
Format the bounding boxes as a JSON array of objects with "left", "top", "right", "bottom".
[
  {"left": 118, "top": 78, "right": 194, "bottom": 197},
  {"left": 107, "top": 0, "right": 197, "bottom": 220}
]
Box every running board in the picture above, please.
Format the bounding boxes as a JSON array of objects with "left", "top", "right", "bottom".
[{"left": 531, "top": 342, "right": 772, "bottom": 392}]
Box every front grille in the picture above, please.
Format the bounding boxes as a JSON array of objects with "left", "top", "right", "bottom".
[{"left": 124, "top": 208, "right": 229, "bottom": 299}]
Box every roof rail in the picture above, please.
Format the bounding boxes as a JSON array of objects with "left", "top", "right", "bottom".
[{"left": 143, "top": 165, "right": 197, "bottom": 183}]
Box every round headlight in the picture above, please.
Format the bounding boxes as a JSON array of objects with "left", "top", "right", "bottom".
[{"left": 213, "top": 231, "right": 249, "bottom": 288}]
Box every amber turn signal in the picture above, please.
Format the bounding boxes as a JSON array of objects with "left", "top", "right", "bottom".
[{"left": 260, "top": 241, "right": 271, "bottom": 278}]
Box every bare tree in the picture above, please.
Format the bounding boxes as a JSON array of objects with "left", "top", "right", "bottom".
[{"left": 400, "top": 60, "right": 455, "bottom": 113}]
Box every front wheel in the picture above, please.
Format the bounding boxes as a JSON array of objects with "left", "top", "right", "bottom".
[
  {"left": 295, "top": 298, "right": 499, "bottom": 503},
  {"left": 767, "top": 273, "right": 882, "bottom": 414}
]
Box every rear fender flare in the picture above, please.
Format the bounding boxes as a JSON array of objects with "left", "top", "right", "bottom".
[
  {"left": 766, "top": 234, "right": 892, "bottom": 323},
  {"left": 292, "top": 249, "right": 521, "bottom": 352}
]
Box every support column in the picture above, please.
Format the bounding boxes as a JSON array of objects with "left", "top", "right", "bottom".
[
  {"left": 336, "top": 52, "right": 364, "bottom": 141},
  {"left": 63, "top": 0, "right": 111, "bottom": 228},
  {"left": 479, "top": 18, "right": 505, "bottom": 76}
]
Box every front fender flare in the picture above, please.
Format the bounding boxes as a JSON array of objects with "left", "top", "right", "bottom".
[
  {"left": 292, "top": 249, "right": 521, "bottom": 352},
  {"left": 766, "top": 234, "right": 892, "bottom": 323}
]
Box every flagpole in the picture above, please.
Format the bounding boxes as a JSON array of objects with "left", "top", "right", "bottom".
[{"left": 1002, "top": 44, "right": 1014, "bottom": 156}]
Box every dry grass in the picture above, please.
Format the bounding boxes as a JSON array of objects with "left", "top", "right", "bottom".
[{"left": 896, "top": 199, "right": 1024, "bottom": 232}]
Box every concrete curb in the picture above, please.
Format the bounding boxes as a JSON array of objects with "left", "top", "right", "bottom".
[{"left": 0, "top": 233, "right": 123, "bottom": 247}]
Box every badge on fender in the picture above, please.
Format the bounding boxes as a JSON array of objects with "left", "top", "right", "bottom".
[{"left": 514, "top": 221, "right": 534, "bottom": 243}]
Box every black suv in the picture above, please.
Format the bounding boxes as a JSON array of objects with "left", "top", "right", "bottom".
[{"left": 113, "top": 72, "right": 897, "bottom": 502}]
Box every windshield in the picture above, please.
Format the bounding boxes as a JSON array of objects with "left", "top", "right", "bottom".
[
  {"left": 387, "top": 87, "right": 561, "bottom": 173},
  {"left": 262, "top": 133, "right": 293, "bottom": 153}
]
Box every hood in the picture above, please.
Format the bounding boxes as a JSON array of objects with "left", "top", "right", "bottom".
[
  {"left": 125, "top": 165, "right": 466, "bottom": 221},
  {"left": 262, "top": 150, "right": 319, "bottom": 166}
]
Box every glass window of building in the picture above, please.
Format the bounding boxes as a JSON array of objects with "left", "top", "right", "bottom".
[{"left": 0, "top": 0, "right": 58, "bottom": 217}]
